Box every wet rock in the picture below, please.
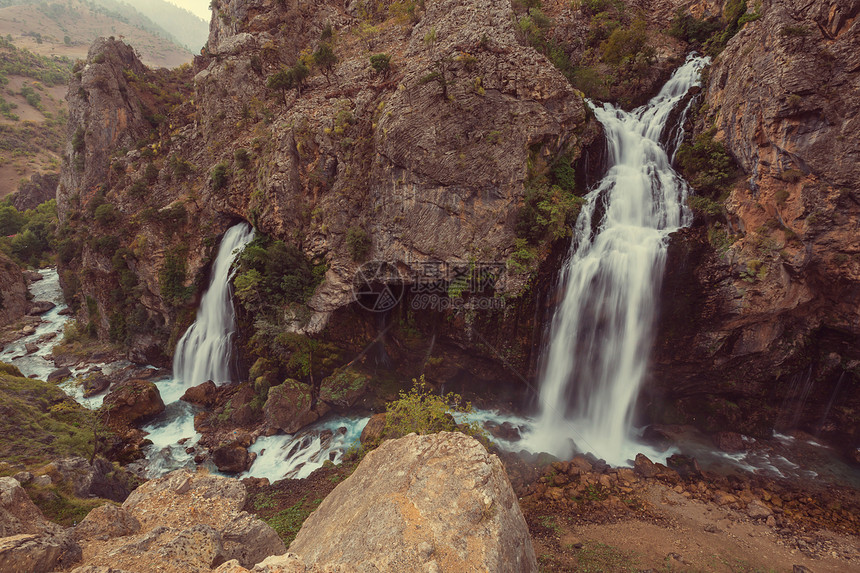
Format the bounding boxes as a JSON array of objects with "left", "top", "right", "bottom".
[
  {"left": 263, "top": 380, "right": 324, "bottom": 434},
  {"left": 25, "top": 342, "right": 39, "bottom": 354},
  {"left": 46, "top": 367, "right": 72, "bottom": 382},
  {"left": 290, "top": 432, "right": 537, "bottom": 572},
  {"left": 212, "top": 444, "right": 254, "bottom": 474},
  {"left": 318, "top": 368, "right": 369, "bottom": 409},
  {"left": 101, "top": 380, "right": 165, "bottom": 432},
  {"left": 666, "top": 455, "right": 701, "bottom": 479},
  {"left": 359, "top": 413, "right": 386, "bottom": 445},
  {"left": 28, "top": 301, "right": 56, "bottom": 315},
  {"left": 82, "top": 375, "right": 111, "bottom": 398},
  {"left": 181, "top": 380, "right": 218, "bottom": 408},
  {"left": 484, "top": 421, "right": 522, "bottom": 442},
  {"left": 634, "top": 454, "right": 658, "bottom": 478},
  {"left": 712, "top": 432, "right": 746, "bottom": 453},
  {"left": 58, "top": 308, "right": 73, "bottom": 316}
]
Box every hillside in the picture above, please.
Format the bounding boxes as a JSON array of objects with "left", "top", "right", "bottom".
[
  {"left": 0, "top": 0, "right": 193, "bottom": 68},
  {"left": 0, "top": 35, "right": 70, "bottom": 199}
]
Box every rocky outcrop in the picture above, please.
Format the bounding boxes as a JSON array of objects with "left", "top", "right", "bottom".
[
  {"left": 289, "top": 432, "right": 537, "bottom": 572},
  {"left": 650, "top": 0, "right": 860, "bottom": 446},
  {"left": 0, "top": 477, "right": 82, "bottom": 572},
  {"left": 40, "top": 456, "right": 138, "bottom": 502},
  {"left": 101, "top": 380, "right": 165, "bottom": 432},
  {"left": 263, "top": 380, "right": 326, "bottom": 434},
  {"left": 12, "top": 172, "right": 58, "bottom": 211},
  {"left": 0, "top": 252, "right": 28, "bottom": 328},
  {"left": 72, "top": 470, "right": 285, "bottom": 572}
]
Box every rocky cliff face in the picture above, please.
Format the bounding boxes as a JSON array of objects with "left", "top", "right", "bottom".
[
  {"left": 652, "top": 0, "right": 860, "bottom": 449},
  {"left": 58, "top": 0, "right": 594, "bottom": 378},
  {"left": 0, "top": 253, "right": 28, "bottom": 328}
]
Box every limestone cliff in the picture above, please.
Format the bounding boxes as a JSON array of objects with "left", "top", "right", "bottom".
[
  {"left": 652, "top": 0, "right": 860, "bottom": 449},
  {"left": 58, "top": 0, "right": 594, "bottom": 377}
]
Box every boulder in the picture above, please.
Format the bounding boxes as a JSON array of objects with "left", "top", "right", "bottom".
[
  {"left": 289, "top": 432, "right": 537, "bottom": 572},
  {"left": 182, "top": 380, "right": 219, "bottom": 407},
  {"left": 712, "top": 432, "right": 746, "bottom": 453},
  {"left": 212, "top": 444, "right": 254, "bottom": 474},
  {"left": 633, "top": 454, "right": 658, "bottom": 478},
  {"left": 66, "top": 470, "right": 285, "bottom": 572},
  {"left": 101, "top": 380, "right": 165, "bottom": 431},
  {"left": 28, "top": 301, "right": 56, "bottom": 315},
  {"left": 25, "top": 342, "right": 39, "bottom": 354},
  {"left": 0, "top": 477, "right": 82, "bottom": 571},
  {"left": 72, "top": 505, "right": 140, "bottom": 541},
  {"left": 359, "top": 413, "right": 386, "bottom": 445},
  {"left": 47, "top": 366, "right": 72, "bottom": 382},
  {"left": 263, "top": 380, "right": 323, "bottom": 434},
  {"left": 318, "top": 368, "right": 369, "bottom": 409},
  {"left": 82, "top": 375, "right": 111, "bottom": 398},
  {"left": 43, "top": 457, "right": 137, "bottom": 502}
]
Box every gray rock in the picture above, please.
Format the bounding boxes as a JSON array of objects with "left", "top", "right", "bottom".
[
  {"left": 12, "top": 471, "right": 33, "bottom": 485},
  {"left": 47, "top": 367, "right": 72, "bottom": 382},
  {"left": 73, "top": 505, "right": 141, "bottom": 541},
  {"left": 290, "top": 432, "right": 537, "bottom": 572}
]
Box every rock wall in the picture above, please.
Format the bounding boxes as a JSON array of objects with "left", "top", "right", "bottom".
[
  {"left": 651, "top": 0, "right": 860, "bottom": 447},
  {"left": 0, "top": 253, "right": 28, "bottom": 328}
]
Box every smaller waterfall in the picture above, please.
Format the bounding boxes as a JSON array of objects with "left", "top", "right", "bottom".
[{"left": 172, "top": 222, "right": 255, "bottom": 388}]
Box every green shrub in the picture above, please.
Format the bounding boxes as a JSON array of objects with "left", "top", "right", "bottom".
[
  {"left": 211, "top": 161, "right": 230, "bottom": 191},
  {"left": 675, "top": 131, "right": 737, "bottom": 198},
  {"left": 93, "top": 203, "right": 117, "bottom": 225},
  {"left": 233, "top": 148, "right": 250, "bottom": 169},
  {"left": 516, "top": 184, "right": 584, "bottom": 244},
  {"left": 144, "top": 163, "right": 159, "bottom": 184},
  {"left": 600, "top": 20, "right": 653, "bottom": 67},
  {"left": 159, "top": 246, "right": 191, "bottom": 306},
  {"left": 382, "top": 376, "right": 484, "bottom": 440},
  {"left": 345, "top": 227, "right": 370, "bottom": 261},
  {"left": 370, "top": 53, "right": 391, "bottom": 75},
  {"left": 780, "top": 25, "right": 809, "bottom": 37}
]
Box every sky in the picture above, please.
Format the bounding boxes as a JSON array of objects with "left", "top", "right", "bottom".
[{"left": 164, "top": 0, "right": 211, "bottom": 22}]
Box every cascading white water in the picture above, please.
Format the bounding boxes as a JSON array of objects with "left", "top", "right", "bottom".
[
  {"left": 527, "top": 55, "right": 710, "bottom": 465},
  {"left": 172, "top": 222, "right": 255, "bottom": 388}
]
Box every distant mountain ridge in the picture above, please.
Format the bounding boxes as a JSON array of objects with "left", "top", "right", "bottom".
[{"left": 96, "top": 0, "right": 209, "bottom": 52}]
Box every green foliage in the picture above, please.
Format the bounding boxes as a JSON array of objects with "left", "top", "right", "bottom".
[
  {"left": 668, "top": 1, "right": 760, "bottom": 56},
  {"left": 516, "top": 184, "right": 584, "bottom": 245},
  {"left": 688, "top": 195, "right": 723, "bottom": 217},
  {"left": 345, "top": 226, "right": 370, "bottom": 262},
  {"left": 781, "top": 25, "right": 810, "bottom": 37},
  {"left": 668, "top": 7, "right": 721, "bottom": 46},
  {"left": 93, "top": 203, "right": 117, "bottom": 226},
  {"left": 675, "top": 131, "right": 737, "bottom": 198},
  {"left": 369, "top": 53, "right": 391, "bottom": 74},
  {"left": 312, "top": 43, "right": 337, "bottom": 81},
  {"left": 211, "top": 161, "right": 230, "bottom": 191},
  {"left": 266, "top": 61, "right": 310, "bottom": 102},
  {"left": 383, "top": 376, "right": 484, "bottom": 440},
  {"left": 264, "top": 496, "right": 321, "bottom": 545},
  {"left": 71, "top": 127, "right": 85, "bottom": 154},
  {"left": 233, "top": 148, "right": 251, "bottom": 169},
  {"left": 600, "top": 20, "right": 653, "bottom": 67},
  {"left": 234, "top": 235, "right": 325, "bottom": 311},
  {"left": 740, "top": 259, "right": 767, "bottom": 283},
  {"left": 0, "top": 198, "right": 58, "bottom": 267},
  {"left": 159, "top": 246, "right": 191, "bottom": 307},
  {"left": 0, "top": 36, "right": 72, "bottom": 86}
]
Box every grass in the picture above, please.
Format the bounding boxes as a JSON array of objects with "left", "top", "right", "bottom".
[
  {"left": 264, "top": 495, "right": 322, "bottom": 546},
  {"left": 0, "top": 363, "right": 99, "bottom": 465},
  {"left": 24, "top": 483, "right": 111, "bottom": 527},
  {"left": 575, "top": 541, "right": 640, "bottom": 572}
]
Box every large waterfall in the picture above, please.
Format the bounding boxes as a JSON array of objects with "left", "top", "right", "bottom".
[
  {"left": 528, "top": 55, "right": 710, "bottom": 465},
  {"left": 172, "top": 222, "right": 255, "bottom": 389}
]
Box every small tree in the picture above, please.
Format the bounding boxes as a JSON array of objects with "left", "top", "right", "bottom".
[
  {"left": 266, "top": 61, "right": 310, "bottom": 105},
  {"left": 369, "top": 53, "right": 391, "bottom": 76},
  {"left": 313, "top": 43, "right": 337, "bottom": 84}
]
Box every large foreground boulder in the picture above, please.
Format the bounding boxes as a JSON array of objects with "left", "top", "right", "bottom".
[
  {"left": 71, "top": 470, "right": 285, "bottom": 573},
  {"left": 0, "top": 477, "right": 82, "bottom": 572},
  {"left": 101, "top": 379, "right": 165, "bottom": 431},
  {"left": 290, "top": 432, "right": 537, "bottom": 573}
]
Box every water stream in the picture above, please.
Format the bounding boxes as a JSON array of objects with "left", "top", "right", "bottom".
[{"left": 525, "top": 55, "right": 710, "bottom": 466}]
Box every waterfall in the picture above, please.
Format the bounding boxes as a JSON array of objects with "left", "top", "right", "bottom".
[
  {"left": 172, "top": 222, "right": 255, "bottom": 388},
  {"left": 528, "top": 55, "right": 710, "bottom": 465}
]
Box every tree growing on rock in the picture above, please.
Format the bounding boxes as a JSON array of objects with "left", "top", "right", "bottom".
[
  {"left": 313, "top": 43, "right": 337, "bottom": 85},
  {"left": 266, "top": 61, "right": 310, "bottom": 105}
]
